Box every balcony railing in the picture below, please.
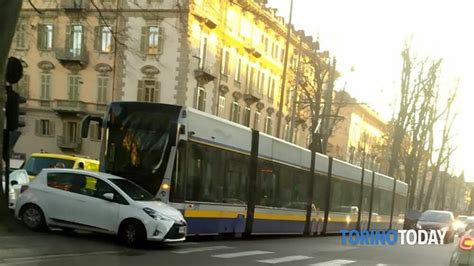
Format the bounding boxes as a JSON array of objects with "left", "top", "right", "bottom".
[
  {"left": 55, "top": 47, "right": 89, "bottom": 68},
  {"left": 194, "top": 61, "right": 217, "bottom": 84},
  {"left": 52, "top": 99, "right": 87, "bottom": 113},
  {"left": 57, "top": 135, "right": 82, "bottom": 150},
  {"left": 243, "top": 87, "right": 262, "bottom": 105},
  {"left": 62, "top": 0, "right": 88, "bottom": 10}
]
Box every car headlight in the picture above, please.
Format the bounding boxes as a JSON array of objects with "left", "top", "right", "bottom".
[
  {"left": 143, "top": 207, "right": 173, "bottom": 221},
  {"left": 415, "top": 223, "right": 422, "bottom": 230}
]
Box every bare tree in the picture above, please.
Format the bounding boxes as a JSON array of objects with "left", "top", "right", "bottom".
[{"left": 423, "top": 88, "right": 458, "bottom": 211}]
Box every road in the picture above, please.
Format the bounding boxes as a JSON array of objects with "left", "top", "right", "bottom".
[{"left": 0, "top": 229, "right": 456, "bottom": 265}]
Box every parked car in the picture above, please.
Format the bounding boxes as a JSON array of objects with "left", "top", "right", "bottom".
[
  {"left": 15, "top": 169, "right": 186, "bottom": 246},
  {"left": 417, "top": 210, "right": 455, "bottom": 243},
  {"left": 450, "top": 230, "right": 474, "bottom": 265},
  {"left": 404, "top": 208, "right": 422, "bottom": 229},
  {"left": 2, "top": 169, "right": 29, "bottom": 210},
  {"left": 463, "top": 217, "right": 474, "bottom": 232},
  {"left": 453, "top": 215, "right": 469, "bottom": 235}
]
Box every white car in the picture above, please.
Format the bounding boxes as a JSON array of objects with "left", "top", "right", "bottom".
[
  {"left": 15, "top": 169, "right": 186, "bottom": 246},
  {"left": 2, "top": 169, "right": 29, "bottom": 210}
]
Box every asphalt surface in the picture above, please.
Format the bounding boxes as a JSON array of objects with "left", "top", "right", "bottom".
[{"left": 0, "top": 227, "right": 458, "bottom": 266}]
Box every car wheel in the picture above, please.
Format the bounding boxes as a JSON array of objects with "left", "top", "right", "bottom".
[
  {"left": 21, "top": 204, "right": 47, "bottom": 232},
  {"left": 118, "top": 220, "right": 146, "bottom": 247}
]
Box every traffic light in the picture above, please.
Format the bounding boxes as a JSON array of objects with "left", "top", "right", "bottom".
[
  {"left": 6, "top": 85, "right": 26, "bottom": 131},
  {"left": 5, "top": 56, "right": 26, "bottom": 131}
]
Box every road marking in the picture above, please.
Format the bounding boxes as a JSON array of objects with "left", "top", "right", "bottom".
[
  {"left": 308, "top": 259, "right": 356, "bottom": 266},
  {"left": 1, "top": 250, "right": 122, "bottom": 264},
  {"left": 172, "top": 245, "right": 234, "bottom": 254},
  {"left": 257, "top": 255, "right": 313, "bottom": 264},
  {"left": 212, "top": 250, "right": 274, "bottom": 258}
]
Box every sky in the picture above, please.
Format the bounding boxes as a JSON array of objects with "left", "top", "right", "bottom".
[{"left": 267, "top": 0, "right": 474, "bottom": 180}]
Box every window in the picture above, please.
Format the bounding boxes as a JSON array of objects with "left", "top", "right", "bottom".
[
  {"left": 259, "top": 72, "right": 266, "bottom": 95},
  {"left": 66, "top": 25, "right": 84, "bottom": 57},
  {"left": 95, "top": 25, "right": 114, "bottom": 53},
  {"left": 199, "top": 35, "right": 208, "bottom": 68},
  {"left": 264, "top": 115, "right": 273, "bottom": 135},
  {"left": 66, "top": 121, "right": 78, "bottom": 144},
  {"left": 267, "top": 77, "right": 276, "bottom": 99},
  {"left": 283, "top": 123, "right": 290, "bottom": 141},
  {"left": 97, "top": 76, "right": 108, "bottom": 103},
  {"left": 68, "top": 75, "right": 80, "bottom": 101},
  {"left": 243, "top": 106, "right": 251, "bottom": 127},
  {"left": 37, "top": 24, "right": 53, "bottom": 50},
  {"left": 230, "top": 101, "right": 241, "bottom": 123},
  {"left": 141, "top": 26, "right": 164, "bottom": 55},
  {"left": 90, "top": 123, "right": 102, "bottom": 141},
  {"left": 35, "top": 119, "right": 55, "bottom": 137},
  {"left": 253, "top": 111, "right": 261, "bottom": 130},
  {"left": 246, "top": 64, "right": 255, "bottom": 90},
  {"left": 40, "top": 74, "right": 51, "bottom": 99},
  {"left": 137, "top": 79, "right": 160, "bottom": 102},
  {"left": 195, "top": 87, "right": 206, "bottom": 111},
  {"left": 221, "top": 49, "right": 230, "bottom": 76},
  {"left": 14, "top": 21, "right": 28, "bottom": 49},
  {"left": 218, "top": 95, "right": 226, "bottom": 118},
  {"left": 234, "top": 57, "right": 242, "bottom": 82}
]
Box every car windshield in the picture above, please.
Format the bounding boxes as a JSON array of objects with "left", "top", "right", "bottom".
[
  {"left": 458, "top": 216, "right": 468, "bottom": 222},
  {"left": 24, "top": 157, "right": 75, "bottom": 176},
  {"left": 109, "top": 178, "right": 155, "bottom": 201},
  {"left": 419, "top": 211, "right": 451, "bottom": 223}
]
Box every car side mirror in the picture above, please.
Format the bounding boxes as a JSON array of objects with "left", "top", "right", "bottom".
[
  {"left": 10, "top": 180, "right": 18, "bottom": 186},
  {"left": 103, "top": 193, "right": 114, "bottom": 202}
]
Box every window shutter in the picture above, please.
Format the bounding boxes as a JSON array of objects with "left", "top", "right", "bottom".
[
  {"left": 51, "top": 24, "right": 55, "bottom": 49},
  {"left": 37, "top": 24, "right": 44, "bottom": 49},
  {"left": 140, "top": 27, "right": 147, "bottom": 54},
  {"left": 35, "top": 120, "right": 40, "bottom": 136},
  {"left": 137, "top": 80, "right": 144, "bottom": 101},
  {"left": 49, "top": 121, "right": 55, "bottom": 136},
  {"left": 94, "top": 26, "right": 101, "bottom": 51},
  {"left": 154, "top": 81, "right": 160, "bottom": 103},
  {"left": 65, "top": 25, "right": 72, "bottom": 50},
  {"left": 158, "top": 27, "right": 164, "bottom": 54}
]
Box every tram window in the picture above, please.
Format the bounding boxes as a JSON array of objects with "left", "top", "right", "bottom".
[
  {"left": 372, "top": 188, "right": 382, "bottom": 214},
  {"left": 257, "top": 160, "right": 278, "bottom": 207},
  {"left": 379, "top": 189, "right": 392, "bottom": 215},
  {"left": 330, "top": 178, "right": 360, "bottom": 212},
  {"left": 286, "top": 169, "right": 307, "bottom": 209},
  {"left": 185, "top": 143, "right": 225, "bottom": 202},
  {"left": 313, "top": 174, "right": 328, "bottom": 212},
  {"left": 361, "top": 185, "right": 371, "bottom": 212},
  {"left": 223, "top": 152, "right": 249, "bottom": 204},
  {"left": 277, "top": 165, "right": 293, "bottom": 207}
]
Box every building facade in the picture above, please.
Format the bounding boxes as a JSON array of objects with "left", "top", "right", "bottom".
[
  {"left": 11, "top": 0, "right": 324, "bottom": 159},
  {"left": 326, "top": 91, "right": 389, "bottom": 173}
]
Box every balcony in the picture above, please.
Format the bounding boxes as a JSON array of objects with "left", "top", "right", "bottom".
[
  {"left": 52, "top": 99, "right": 87, "bottom": 113},
  {"left": 243, "top": 87, "right": 262, "bottom": 105},
  {"left": 194, "top": 61, "right": 216, "bottom": 84},
  {"left": 55, "top": 47, "right": 89, "bottom": 68},
  {"left": 62, "top": 0, "right": 88, "bottom": 10},
  {"left": 57, "top": 135, "right": 82, "bottom": 150}
]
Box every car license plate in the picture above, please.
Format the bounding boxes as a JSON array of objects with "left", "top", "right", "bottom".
[{"left": 179, "top": 226, "right": 186, "bottom": 234}]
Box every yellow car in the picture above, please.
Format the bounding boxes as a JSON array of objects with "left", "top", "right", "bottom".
[{"left": 23, "top": 153, "right": 100, "bottom": 180}]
